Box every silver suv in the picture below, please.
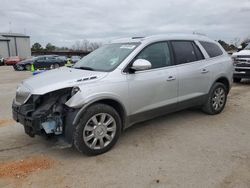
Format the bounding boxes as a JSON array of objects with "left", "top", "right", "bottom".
[{"left": 12, "top": 34, "right": 233, "bottom": 155}]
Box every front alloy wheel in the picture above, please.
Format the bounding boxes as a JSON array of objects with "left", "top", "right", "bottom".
[
  {"left": 83, "top": 113, "right": 116, "bottom": 150},
  {"left": 74, "top": 104, "right": 121, "bottom": 155}
]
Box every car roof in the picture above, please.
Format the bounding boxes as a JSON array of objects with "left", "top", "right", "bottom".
[{"left": 111, "top": 34, "right": 216, "bottom": 44}]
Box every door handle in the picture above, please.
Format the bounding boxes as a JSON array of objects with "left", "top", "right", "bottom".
[
  {"left": 166, "top": 76, "right": 176, "bottom": 81},
  {"left": 201, "top": 69, "right": 209, "bottom": 74}
]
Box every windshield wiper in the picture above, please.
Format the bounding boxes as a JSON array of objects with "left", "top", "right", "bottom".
[{"left": 74, "top": 66, "right": 95, "bottom": 71}]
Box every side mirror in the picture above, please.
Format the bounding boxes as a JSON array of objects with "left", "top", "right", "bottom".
[{"left": 131, "top": 59, "right": 152, "bottom": 71}]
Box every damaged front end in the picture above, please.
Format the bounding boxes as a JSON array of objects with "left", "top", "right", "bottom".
[{"left": 12, "top": 87, "right": 79, "bottom": 144}]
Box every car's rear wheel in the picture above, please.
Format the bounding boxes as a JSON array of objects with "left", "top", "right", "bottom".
[
  {"left": 74, "top": 104, "right": 121, "bottom": 155},
  {"left": 233, "top": 77, "right": 241, "bottom": 83},
  {"left": 25, "top": 64, "right": 31, "bottom": 71},
  {"left": 202, "top": 82, "right": 228, "bottom": 115}
]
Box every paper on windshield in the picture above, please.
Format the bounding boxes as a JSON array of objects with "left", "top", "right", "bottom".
[{"left": 120, "top": 45, "right": 136, "bottom": 49}]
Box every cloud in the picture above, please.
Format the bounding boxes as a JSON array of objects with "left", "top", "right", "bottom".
[{"left": 0, "top": 0, "right": 249, "bottom": 47}]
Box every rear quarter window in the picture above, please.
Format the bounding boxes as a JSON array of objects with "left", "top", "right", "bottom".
[{"left": 200, "top": 41, "right": 223, "bottom": 58}]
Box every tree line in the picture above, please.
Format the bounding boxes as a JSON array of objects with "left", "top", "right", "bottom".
[
  {"left": 31, "top": 40, "right": 102, "bottom": 52},
  {"left": 32, "top": 37, "right": 250, "bottom": 52},
  {"left": 218, "top": 37, "right": 250, "bottom": 51}
]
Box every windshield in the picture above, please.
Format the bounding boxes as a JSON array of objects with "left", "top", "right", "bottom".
[
  {"left": 72, "top": 56, "right": 80, "bottom": 59},
  {"left": 244, "top": 43, "right": 250, "bottom": 50},
  {"left": 73, "top": 43, "right": 140, "bottom": 72}
]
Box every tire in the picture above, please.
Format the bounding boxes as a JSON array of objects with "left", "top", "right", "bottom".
[
  {"left": 202, "top": 82, "right": 228, "bottom": 115},
  {"left": 74, "top": 104, "right": 122, "bottom": 155},
  {"left": 13, "top": 65, "right": 18, "bottom": 71},
  {"left": 233, "top": 77, "right": 241, "bottom": 83},
  {"left": 13, "top": 65, "right": 24, "bottom": 71},
  {"left": 25, "top": 64, "right": 31, "bottom": 71},
  {"left": 53, "top": 63, "right": 60, "bottom": 69}
]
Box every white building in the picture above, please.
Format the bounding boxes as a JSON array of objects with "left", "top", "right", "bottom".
[{"left": 0, "top": 33, "right": 31, "bottom": 59}]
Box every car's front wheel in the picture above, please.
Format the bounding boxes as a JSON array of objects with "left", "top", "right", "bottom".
[
  {"left": 74, "top": 104, "right": 122, "bottom": 155},
  {"left": 202, "top": 82, "right": 228, "bottom": 115}
]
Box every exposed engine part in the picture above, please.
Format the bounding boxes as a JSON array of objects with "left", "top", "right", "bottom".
[
  {"left": 13, "top": 88, "right": 73, "bottom": 138},
  {"left": 41, "top": 116, "right": 63, "bottom": 135}
]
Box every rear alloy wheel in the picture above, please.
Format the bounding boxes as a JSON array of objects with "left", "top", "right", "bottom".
[
  {"left": 25, "top": 64, "right": 31, "bottom": 71},
  {"left": 233, "top": 77, "right": 241, "bottom": 83},
  {"left": 211, "top": 87, "right": 226, "bottom": 111},
  {"left": 202, "top": 82, "right": 228, "bottom": 115},
  {"left": 74, "top": 104, "right": 121, "bottom": 155}
]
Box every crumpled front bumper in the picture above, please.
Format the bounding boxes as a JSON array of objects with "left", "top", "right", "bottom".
[
  {"left": 12, "top": 99, "right": 78, "bottom": 144},
  {"left": 12, "top": 101, "right": 41, "bottom": 137}
]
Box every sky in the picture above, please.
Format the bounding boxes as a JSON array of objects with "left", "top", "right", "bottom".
[{"left": 0, "top": 0, "right": 250, "bottom": 47}]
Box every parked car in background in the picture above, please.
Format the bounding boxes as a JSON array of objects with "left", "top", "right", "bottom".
[
  {"left": 12, "top": 34, "right": 233, "bottom": 155},
  {"left": 57, "top": 56, "right": 68, "bottom": 63},
  {"left": 71, "top": 56, "right": 81, "bottom": 63},
  {"left": 5, "top": 56, "right": 22, "bottom": 65},
  {"left": 232, "top": 43, "right": 250, "bottom": 82},
  {"left": 14, "top": 55, "right": 66, "bottom": 71},
  {"left": 0, "top": 55, "right": 4, "bottom": 66}
]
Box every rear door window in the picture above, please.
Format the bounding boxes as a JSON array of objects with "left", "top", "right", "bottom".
[
  {"left": 199, "top": 41, "right": 223, "bottom": 58},
  {"left": 171, "top": 41, "right": 204, "bottom": 64}
]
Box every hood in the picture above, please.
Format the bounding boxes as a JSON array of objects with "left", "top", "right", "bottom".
[
  {"left": 232, "top": 50, "right": 250, "bottom": 57},
  {"left": 22, "top": 67, "right": 108, "bottom": 95}
]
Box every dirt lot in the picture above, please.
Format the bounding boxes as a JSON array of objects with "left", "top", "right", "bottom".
[{"left": 0, "top": 66, "right": 250, "bottom": 188}]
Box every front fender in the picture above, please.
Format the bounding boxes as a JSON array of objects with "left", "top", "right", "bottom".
[{"left": 65, "top": 91, "right": 125, "bottom": 109}]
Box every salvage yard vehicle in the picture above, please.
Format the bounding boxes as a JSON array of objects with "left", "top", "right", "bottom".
[
  {"left": 70, "top": 55, "right": 81, "bottom": 64},
  {"left": 14, "top": 55, "right": 67, "bottom": 71},
  {"left": 232, "top": 43, "right": 250, "bottom": 82},
  {"left": 12, "top": 34, "right": 233, "bottom": 155},
  {"left": 0, "top": 55, "right": 4, "bottom": 66},
  {"left": 57, "top": 56, "right": 68, "bottom": 63},
  {"left": 4, "top": 56, "right": 22, "bottom": 65}
]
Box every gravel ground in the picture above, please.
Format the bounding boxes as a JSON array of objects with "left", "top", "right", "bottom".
[{"left": 0, "top": 66, "right": 250, "bottom": 188}]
